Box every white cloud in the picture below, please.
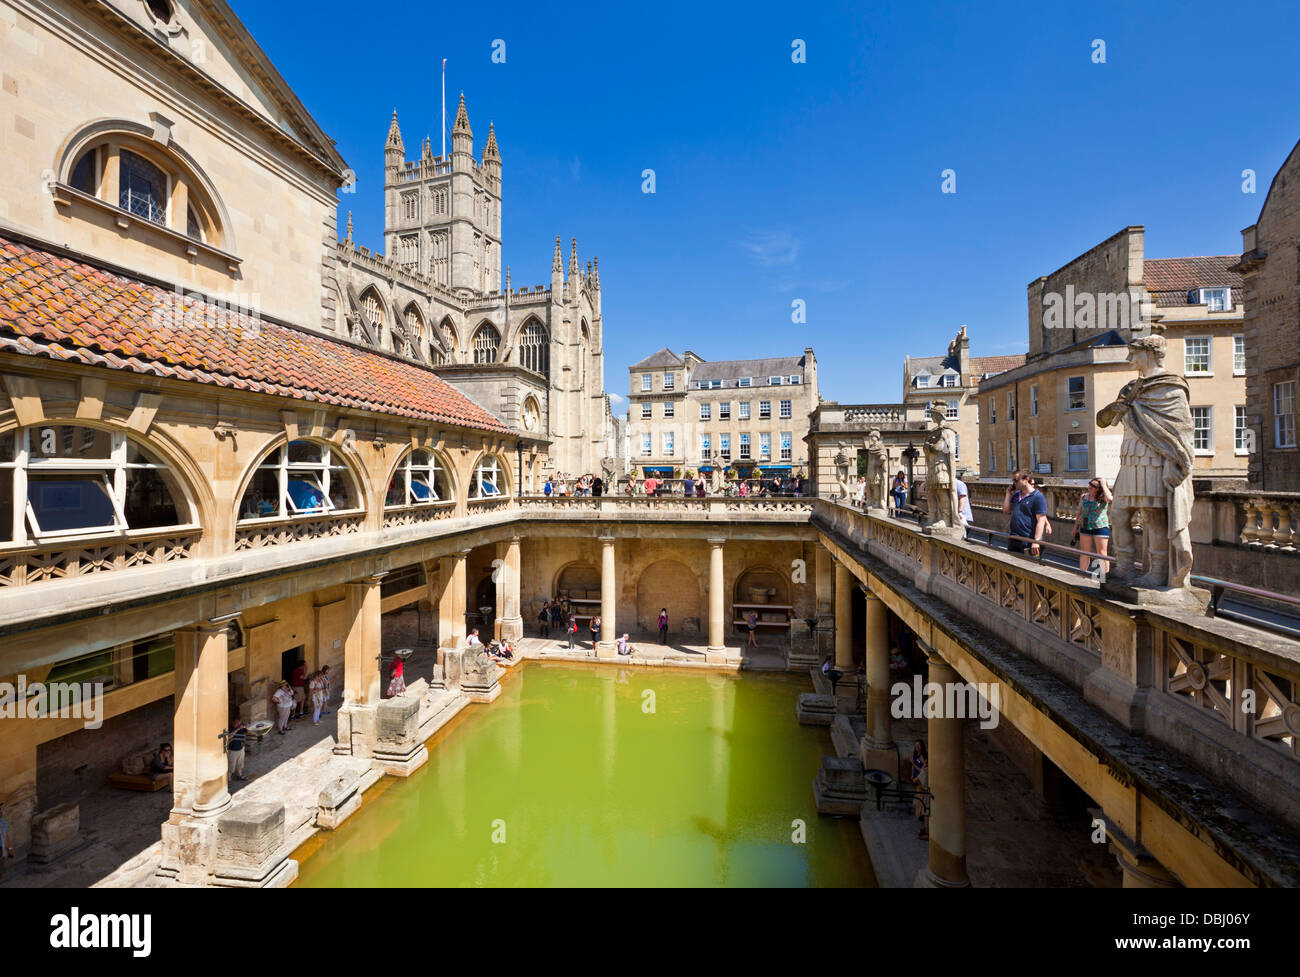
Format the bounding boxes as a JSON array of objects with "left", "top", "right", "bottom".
[{"left": 740, "top": 230, "right": 801, "bottom": 267}]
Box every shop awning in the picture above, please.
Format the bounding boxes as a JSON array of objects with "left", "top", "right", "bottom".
[{"left": 642, "top": 466, "right": 675, "bottom": 476}]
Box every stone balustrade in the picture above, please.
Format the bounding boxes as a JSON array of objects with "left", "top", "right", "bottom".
[
  {"left": 1234, "top": 494, "right": 1298, "bottom": 551},
  {"left": 0, "top": 527, "right": 202, "bottom": 587},
  {"left": 810, "top": 497, "right": 1300, "bottom": 838}
]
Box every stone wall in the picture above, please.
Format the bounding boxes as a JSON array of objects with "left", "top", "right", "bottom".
[{"left": 36, "top": 696, "right": 173, "bottom": 809}]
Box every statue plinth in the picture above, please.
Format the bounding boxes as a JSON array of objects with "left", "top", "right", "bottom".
[{"left": 1102, "top": 579, "right": 1211, "bottom": 609}]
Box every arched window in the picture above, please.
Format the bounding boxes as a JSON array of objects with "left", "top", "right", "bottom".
[
  {"left": 519, "top": 320, "right": 549, "bottom": 375},
  {"left": 439, "top": 318, "right": 458, "bottom": 362},
  {"left": 404, "top": 305, "right": 425, "bottom": 360},
  {"left": 385, "top": 449, "right": 448, "bottom": 506},
  {"left": 473, "top": 322, "right": 500, "bottom": 364},
  {"left": 238, "top": 440, "right": 360, "bottom": 521},
  {"left": 469, "top": 455, "right": 504, "bottom": 498},
  {"left": 361, "top": 289, "right": 385, "bottom": 348},
  {"left": 119, "top": 150, "right": 168, "bottom": 226},
  {"left": 62, "top": 130, "right": 225, "bottom": 247},
  {"left": 0, "top": 425, "right": 191, "bottom": 544}
]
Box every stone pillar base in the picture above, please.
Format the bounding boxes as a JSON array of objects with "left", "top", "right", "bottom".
[
  {"left": 332, "top": 702, "right": 377, "bottom": 758},
  {"left": 705, "top": 646, "right": 728, "bottom": 665},
  {"left": 596, "top": 640, "right": 617, "bottom": 659},
  {"left": 28, "top": 803, "right": 83, "bottom": 864},
  {"left": 210, "top": 802, "right": 295, "bottom": 889},
  {"left": 316, "top": 769, "right": 365, "bottom": 830},
  {"left": 796, "top": 692, "right": 836, "bottom": 725},
  {"left": 501, "top": 616, "right": 524, "bottom": 642},
  {"left": 914, "top": 866, "right": 972, "bottom": 888}
]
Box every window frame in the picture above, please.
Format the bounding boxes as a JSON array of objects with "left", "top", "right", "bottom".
[
  {"left": 1275, "top": 382, "right": 1297, "bottom": 449},
  {"left": 1066, "top": 376, "right": 1086, "bottom": 411},
  {"left": 238, "top": 439, "right": 361, "bottom": 523},
  {"left": 1235, "top": 405, "right": 1250, "bottom": 455},
  {"left": 386, "top": 448, "right": 449, "bottom": 508},
  {"left": 1233, "top": 335, "right": 1246, "bottom": 377},
  {"left": 1183, "top": 336, "right": 1212, "bottom": 377},
  {"left": 1066, "top": 434, "right": 1089, "bottom": 472},
  {"left": 1191, "top": 406, "right": 1213, "bottom": 455}
]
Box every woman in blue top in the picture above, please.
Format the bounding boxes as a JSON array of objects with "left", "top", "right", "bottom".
[{"left": 1073, "top": 476, "right": 1114, "bottom": 572}]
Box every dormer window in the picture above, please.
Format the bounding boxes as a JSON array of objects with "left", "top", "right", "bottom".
[
  {"left": 915, "top": 374, "right": 932, "bottom": 388},
  {"left": 938, "top": 373, "right": 958, "bottom": 388},
  {"left": 1196, "top": 287, "right": 1231, "bottom": 312}
]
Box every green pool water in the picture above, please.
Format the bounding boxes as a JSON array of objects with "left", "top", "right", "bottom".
[{"left": 295, "top": 663, "right": 876, "bottom": 887}]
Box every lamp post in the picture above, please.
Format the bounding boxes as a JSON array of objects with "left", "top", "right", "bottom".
[{"left": 902, "top": 441, "right": 920, "bottom": 505}]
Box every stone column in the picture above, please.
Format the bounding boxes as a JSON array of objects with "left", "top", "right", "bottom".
[
  {"left": 344, "top": 573, "right": 383, "bottom": 707},
  {"left": 438, "top": 550, "right": 470, "bottom": 650},
  {"left": 834, "top": 560, "right": 854, "bottom": 670},
  {"left": 170, "top": 618, "right": 233, "bottom": 819},
  {"left": 917, "top": 648, "right": 970, "bottom": 888},
  {"left": 501, "top": 535, "right": 523, "bottom": 642},
  {"left": 706, "top": 537, "right": 727, "bottom": 663},
  {"left": 860, "top": 587, "right": 895, "bottom": 771},
  {"left": 815, "top": 543, "right": 835, "bottom": 659},
  {"left": 597, "top": 535, "right": 617, "bottom": 658}
]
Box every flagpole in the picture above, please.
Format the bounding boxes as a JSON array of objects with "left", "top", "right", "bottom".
[{"left": 441, "top": 58, "right": 447, "bottom": 159}]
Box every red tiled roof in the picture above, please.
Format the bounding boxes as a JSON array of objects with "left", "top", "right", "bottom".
[
  {"left": 0, "top": 236, "right": 508, "bottom": 433},
  {"left": 1143, "top": 256, "right": 1242, "bottom": 293},
  {"left": 970, "top": 354, "right": 1026, "bottom": 376}
]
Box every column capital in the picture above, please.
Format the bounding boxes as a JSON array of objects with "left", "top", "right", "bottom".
[
  {"left": 598, "top": 535, "right": 617, "bottom": 544},
  {"left": 919, "top": 641, "right": 948, "bottom": 667},
  {"left": 707, "top": 536, "right": 726, "bottom": 547},
  {"left": 858, "top": 583, "right": 882, "bottom": 601}
]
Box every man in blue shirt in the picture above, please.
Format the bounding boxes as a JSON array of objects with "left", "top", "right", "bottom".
[{"left": 1002, "top": 470, "right": 1049, "bottom": 555}]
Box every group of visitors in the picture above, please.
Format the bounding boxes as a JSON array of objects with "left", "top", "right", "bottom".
[
  {"left": 626, "top": 473, "right": 806, "bottom": 498},
  {"left": 1002, "top": 470, "right": 1112, "bottom": 573},
  {"left": 271, "top": 662, "right": 332, "bottom": 734},
  {"left": 543, "top": 473, "right": 605, "bottom": 497}
]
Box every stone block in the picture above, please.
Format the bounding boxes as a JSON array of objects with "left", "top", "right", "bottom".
[
  {"left": 432, "top": 646, "right": 463, "bottom": 690},
  {"left": 375, "top": 695, "right": 420, "bottom": 752},
  {"left": 814, "top": 756, "right": 868, "bottom": 816},
  {"left": 796, "top": 692, "right": 835, "bottom": 726},
  {"left": 213, "top": 802, "right": 287, "bottom": 884},
  {"left": 28, "top": 802, "right": 80, "bottom": 863},
  {"left": 316, "top": 768, "right": 363, "bottom": 830},
  {"left": 158, "top": 817, "right": 218, "bottom": 886}
]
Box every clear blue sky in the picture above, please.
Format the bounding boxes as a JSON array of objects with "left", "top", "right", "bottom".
[{"left": 235, "top": 0, "right": 1300, "bottom": 415}]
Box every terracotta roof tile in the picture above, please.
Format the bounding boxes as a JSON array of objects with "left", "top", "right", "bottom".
[{"left": 0, "top": 236, "right": 509, "bottom": 434}]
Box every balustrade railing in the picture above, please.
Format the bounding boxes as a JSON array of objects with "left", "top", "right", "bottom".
[
  {"left": 234, "top": 511, "right": 366, "bottom": 550},
  {"left": 0, "top": 527, "right": 202, "bottom": 587}
]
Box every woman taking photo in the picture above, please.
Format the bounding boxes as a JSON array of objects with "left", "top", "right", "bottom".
[
  {"left": 1073, "top": 476, "right": 1113, "bottom": 572},
  {"left": 890, "top": 471, "right": 908, "bottom": 515}
]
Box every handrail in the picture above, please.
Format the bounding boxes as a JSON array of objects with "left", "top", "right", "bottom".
[
  {"left": 1192, "top": 574, "right": 1300, "bottom": 614},
  {"left": 962, "top": 524, "right": 1114, "bottom": 576}
]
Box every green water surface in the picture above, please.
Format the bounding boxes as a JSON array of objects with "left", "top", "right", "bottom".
[{"left": 295, "top": 663, "right": 875, "bottom": 887}]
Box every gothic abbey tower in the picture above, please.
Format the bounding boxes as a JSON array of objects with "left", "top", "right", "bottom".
[
  {"left": 383, "top": 95, "right": 502, "bottom": 294},
  {"left": 326, "top": 95, "right": 615, "bottom": 480}
]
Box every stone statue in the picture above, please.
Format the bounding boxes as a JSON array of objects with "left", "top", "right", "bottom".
[
  {"left": 833, "top": 448, "right": 855, "bottom": 500},
  {"left": 864, "top": 429, "right": 890, "bottom": 510},
  {"left": 1097, "top": 334, "right": 1195, "bottom": 590},
  {"left": 922, "top": 403, "right": 959, "bottom": 531}
]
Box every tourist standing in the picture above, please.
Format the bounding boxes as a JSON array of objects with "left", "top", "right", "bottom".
[
  {"left": 1073, "top": 476, "right": 1113, "bottom": 572},
  {"left": 747, "top": 610, "right": 759, "bottom": 648},
  {"left": 890, "top": 471, "right": 908, "bottom": 515},
  {"left": 855, "top": 475, "right": 867, "bottom": 508},
  {"left": 538, "top": 599, "right": 552, "bottom": 637},
  {"left": 272, "top": 682, "right": 294, "bottom": 734},
  {"left": 567, "top": 614, "right": 578, "bottom": 649},
  {"left": 590, "top": 614, "right": 601, "bottom": 648},
  {"left": 593, "top": 476, "right": 604, "bottom": 497},
  {"left": 290, "top": 658, "right": 307, "bottom": 719},
  {"left": 310, "top": 669, "right": 328, "bottom": 724},
  {"left": 543, "top": 477, "right": 554, "bottom": 497},
  {"left": 1002, "top": 470, "right": 1049, "bottom": 556},
  {"left": 696, "top": 479, "right": 706, "bottom": 498},
  {"left": 658, "top": 607, "right": 669, "bottom": 644},
  {"left": 226, "top": 719, "right": 248, "bottom": 781},
  {"left": 911, "top": 740, "right": 929, "bottom": 839},
  {"left": 318, "top": 665, "right": 331, "bottom": 717},
  {"left": 955, "top": 476, "right": 973, "bottom": 528},
  {"left": 684, "top": 472, "right": 695, "bottom": 496},
  {"left": 387, "top": 654, "right": 406, "bottom": 698},
  {"left": 821, "top": 656, "right": 843, "bottom": 696}
]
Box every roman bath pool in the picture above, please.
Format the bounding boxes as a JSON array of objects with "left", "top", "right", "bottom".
[{"left": 294, "top": 663, "right": 875, "bottom": 887}]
